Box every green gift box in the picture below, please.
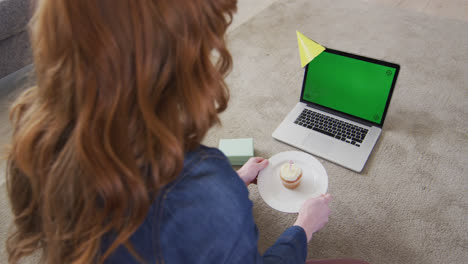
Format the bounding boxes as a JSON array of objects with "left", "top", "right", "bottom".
[{"left": 218, "top": 138, "right": 254, "bottom": 166}]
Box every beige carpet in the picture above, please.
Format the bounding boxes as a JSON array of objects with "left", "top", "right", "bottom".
[
  {"left": 204, "top": 0, "right": 468, "bottom": 263},
  {"left": 1, "top": 0, "right": 467, "bottom": 263}
]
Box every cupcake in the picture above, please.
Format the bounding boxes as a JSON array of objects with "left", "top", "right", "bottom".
[{"left": 280, "top": 161, "right": 303, "bottom": 189}]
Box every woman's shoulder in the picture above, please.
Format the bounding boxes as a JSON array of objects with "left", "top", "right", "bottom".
[
  {"left": 183, "top": 144, "right": 230, "bottom": 173},
  {"left": 103, "top": 145, "right": 251, "bottom": 263},
  {"left": 152, "top": 145, "right": 257, "bottom": 263},
  {"left": 161, "top": 144, "right": 248, "bottom": 203}
]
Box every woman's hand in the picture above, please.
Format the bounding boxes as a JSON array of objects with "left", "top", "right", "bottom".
[
  {"left": 237, "top": 157, "right": 269, "bottom": 185},
  {"left": 294, "top": 193, "right": 332, "bottom": 242}
]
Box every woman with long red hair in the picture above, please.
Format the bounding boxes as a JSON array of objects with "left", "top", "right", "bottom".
[{"left": 5, "top": 0, "right": 369, "bottom": 263}]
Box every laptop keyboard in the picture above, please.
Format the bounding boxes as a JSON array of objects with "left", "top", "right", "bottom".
[{"left": 294, "top": 109, "right": 368, "bottom": 147}]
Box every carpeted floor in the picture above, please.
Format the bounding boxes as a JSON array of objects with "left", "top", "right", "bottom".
[
  {"left": 1, "top": 0, "right": 467, "bottom": 263},
  {"left": 204, "top": 0, "right": 468, "bottom": 263}
]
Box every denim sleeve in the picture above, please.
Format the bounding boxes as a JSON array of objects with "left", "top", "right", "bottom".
[
  {"left": 231, "top": 207, "right": 307, "bottom": 264},
  {"left": 158, "top": 149, "right": 307, "bottom": 264},
  {"left": 262, "top": 226, "right": 308, "bottom": 263}
]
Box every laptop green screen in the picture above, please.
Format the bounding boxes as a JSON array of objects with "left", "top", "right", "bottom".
[{"left": 302, "top": 51, "right": 397, "bottom": 124}]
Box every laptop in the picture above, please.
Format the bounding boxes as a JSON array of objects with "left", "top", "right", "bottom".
[{"left": 272, "top": 48, "right": 400, "bottom": 172}]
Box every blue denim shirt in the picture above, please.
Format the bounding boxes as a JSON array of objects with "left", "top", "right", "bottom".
[{"left": 103, "top": 145, "right": 307, "bottom": 263}]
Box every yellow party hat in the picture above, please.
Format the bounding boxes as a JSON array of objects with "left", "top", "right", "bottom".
[{"left": 296, "top": 31, "right": 325, "bottom": 67}]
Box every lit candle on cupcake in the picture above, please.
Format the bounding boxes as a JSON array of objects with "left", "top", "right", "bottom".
[{"left": 280, "top": 160, "right": 303, "bottom": 189}]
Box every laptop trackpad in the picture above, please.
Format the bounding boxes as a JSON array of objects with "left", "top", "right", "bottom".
[{"left": 302, "top": 133, "right": 334, "bottom": 155}]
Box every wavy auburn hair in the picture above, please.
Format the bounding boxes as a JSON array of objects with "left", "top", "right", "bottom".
[{"left": 6, "top": 0, "right": 237, "bottom": 263}]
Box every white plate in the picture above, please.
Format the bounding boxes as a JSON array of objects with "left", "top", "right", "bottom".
[{"left": 257, "top": 151, "right": 328, "bottom": 213}]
